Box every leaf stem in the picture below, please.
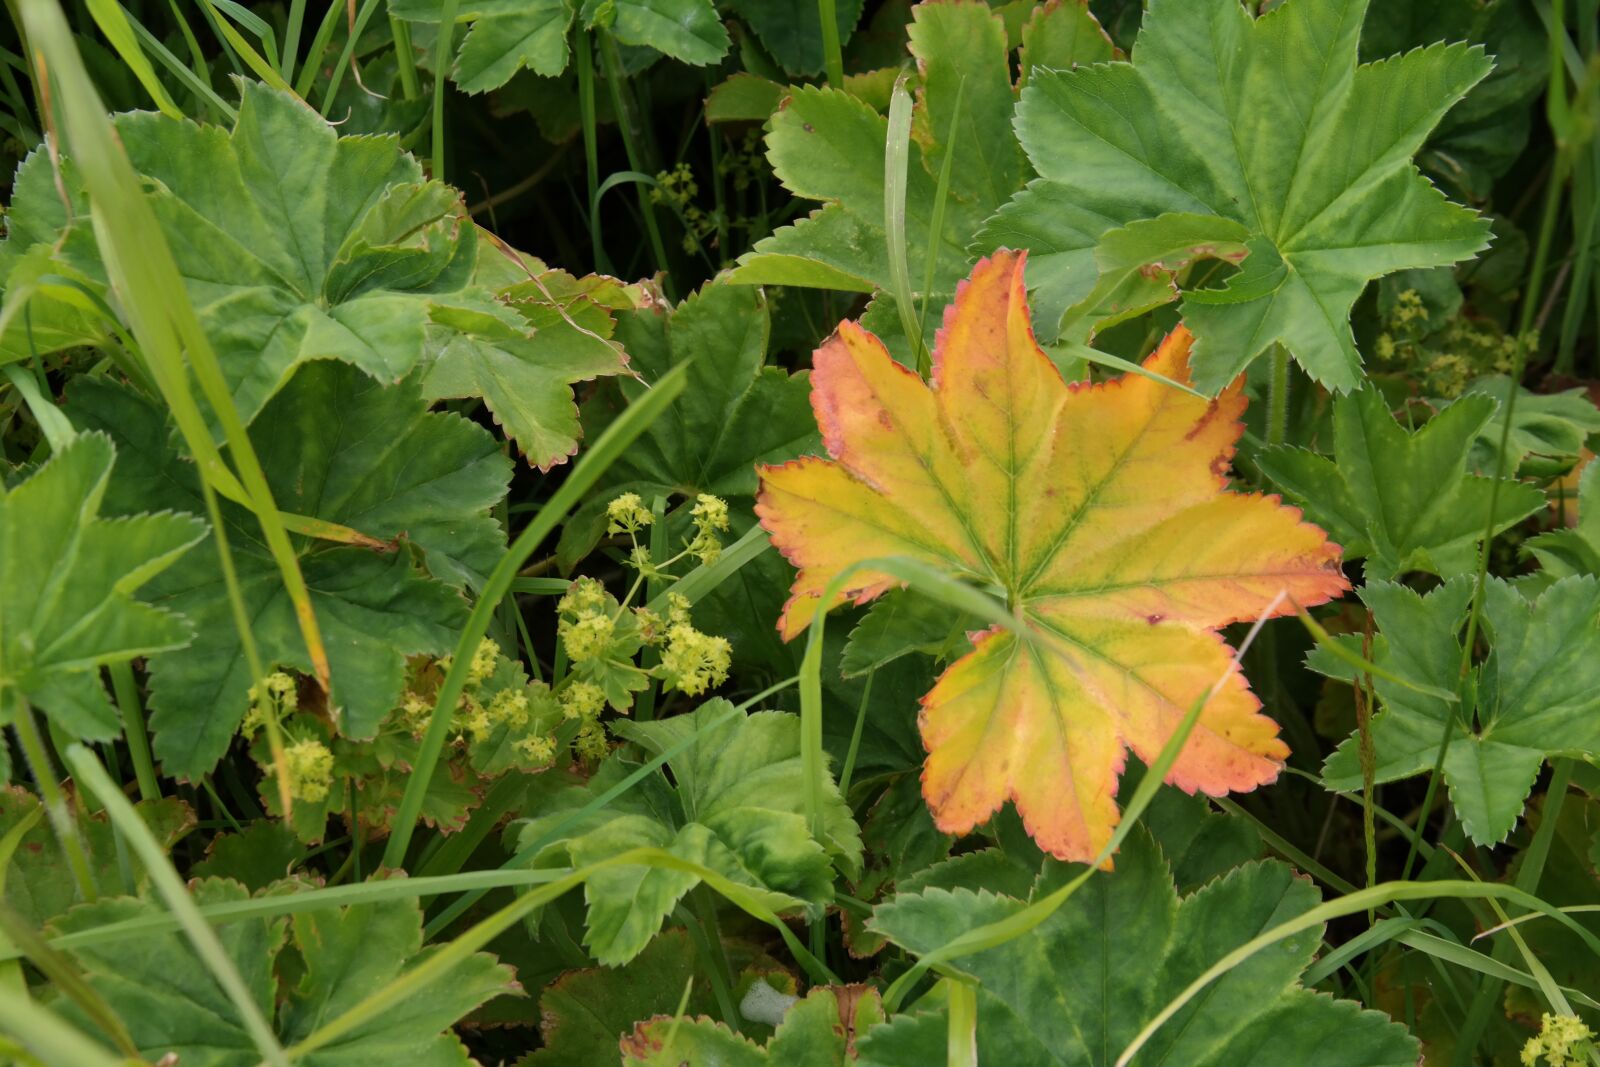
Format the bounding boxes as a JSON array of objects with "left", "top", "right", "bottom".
[
  {"left": 108, "top": 663, "right": 160, "bottom": 803},
  {"left": 817, "top": 0, "right": 844, "bottom": 87},
  {"left": 1265, "top": 343, "right": 1289, "bottom": 446},
  {"left": 596, "top": 28, "right": 672, "bottom": 295}
]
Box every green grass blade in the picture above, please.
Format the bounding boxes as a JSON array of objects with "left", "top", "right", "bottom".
[
  {"left": 884, "top": 73, "right": 929, "bottom": 377},
  {"left": 65, "top": 745, "right": 287, "bottom": 1067},
  {"left": 381, "top": 362, "right": 692, "bottom": 869},
  {"left": 82, "top": 0, "right": 182, "bottom": 117}
]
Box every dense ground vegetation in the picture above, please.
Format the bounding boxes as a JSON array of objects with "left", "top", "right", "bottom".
[{"left": 0, "top": 0, "right": 1598, "bottom": 1063}]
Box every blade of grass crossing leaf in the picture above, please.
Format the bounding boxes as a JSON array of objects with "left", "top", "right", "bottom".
[
  {"left": 82, "top": 0, "right": 181, "bottom": 117},
  {"left": 382, "top": 363, "right": 691, "bottom": 870},
  {"left": 65, "top": 745, "right": 288, "bottom": 1067},
  {"left": 945, "top": 978, "right": 978, "bottom": 1067},
  {"left": 645, "top": 525, "right": 770, "bottom": 611},
  {"left": 26, "top": 867, "right": 573, "bottom": 959},
  {"left": 1452, "top": 758, "right": 1583, "bottom": 1066},
  {"left": 9, "top": 700, "right": 96, "bottom": 903},
  {"left": 884, "top": 74, "right": 929, "bottom": 377},
  {"left": 23, "top": 0, "right": 322, "bottom": 808},
  {"left": 118, "top": 11, "right": 236, "bottom": 120},
  {"left": 1, "top": 363, "right": 73, "bottom": 449},
  {"left": 291, "top": 847, "right": 835, "bottom": 1058},
  {"left": 422, "top": 676, "right": 798, "bottom": 939},
  {"left": 1048, "top": 341, "right": 1208, "bottom": 397},
  {"left": 1115, "top": 875, "right": 1600, "bottom": 1067},
  {"left": 0, "top": 990, "right": 131, "bottom": 1067},
  {"left": 917, "top": 77, "right": 964, "bottom": 345},
  {"left": 881, "top": 592, "right": 1287, "bottom": 1012},
  {"left": 108, "top": 662, "right": 159, "bottom": 803},
  {"left": 1407, "top": 23, "right": 1578, "bottom": 891},
  {"left": 0, "top": 903, "right": 140, "bottom": 1055}
]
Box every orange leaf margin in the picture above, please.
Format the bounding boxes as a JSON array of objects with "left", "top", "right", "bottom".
[{"left": 757, "top": 251, "right": 1348, "bottom": 862}]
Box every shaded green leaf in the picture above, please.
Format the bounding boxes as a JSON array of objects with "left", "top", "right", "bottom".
[
  {"left": 65, "top": 364, "right": 509, "bottom": 779},
  {"left": 1258, "top": 389, "right": 1544, "bottom": 579},
  {"left": 0, "top": 433, "right": 204, "bottom": 739}
]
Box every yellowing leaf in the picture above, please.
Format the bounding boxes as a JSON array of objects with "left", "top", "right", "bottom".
[{"left": 756, "top": 251, "right": 1348, "bottom": 863}]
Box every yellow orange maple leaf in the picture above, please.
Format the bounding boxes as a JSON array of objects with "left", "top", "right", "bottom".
[{"left": 756, "top": 251, "right": 1348, "bottom": 862}]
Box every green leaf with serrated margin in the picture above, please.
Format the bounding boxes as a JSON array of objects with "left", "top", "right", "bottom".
[
  {"left": 0, "top": 433, "right": 204, "bottom": 740},
  {"left": 857, "top": 830, "right": 1418, "bottom": 1066},
  {"left": 1257, "top": 389, "right": 1544, "bottom": 580},
  {"left": 516, "top": 701, "right": 861, "bottom": 965},
  {"left": 51, "top": 83, "right": 476, "bottom": 424},
  {"left": 65, "top": 365, "right": 509, "bottom": 779},
  {"left": 1000, "top": 0, "right": 1492, "bottom": 391},
  {"left": 557, "top": 280, "right": 815, "bottom": 567},
  {"left": 390, "top": 0, "right": 575, "bottom": 93},
  {"left": 1317, "top": 577, "right": 1600, "bottom": 846}
]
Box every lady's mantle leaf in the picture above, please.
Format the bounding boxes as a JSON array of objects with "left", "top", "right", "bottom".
[
  {"left": 58, "top": 83, "right": 476, "bottom": 424},
  {"left": 728, "top": 2, "right": 1112, "bottom": 300},
  {"left": 622, "top": 985, "right": 884, "bottom": 1065},
  {"left": 557, "top": 280, "right": 816, "bottom": 567},
  {"left": 517, "top": 701, "right": 862, "bottom": 965},
  {"left": 0, "top": 433, "right": 204, "bottom": 740},
  {"left": 756, "top": 251, "right": 1347, "bottom": 863},
  {"left": 65, "top": 365, "right": 510, "bottom": 780},
  {"left": 1257, "top": 388, "right": 1546, "bottom": 580},
  {"left": 856, "top": 830, "right": 1418, "bottom": 1066},
  {"left": 1002, "top": 0, "right": 1493, "bottom": 392},
  {"left": 1315, "top": 576, "right": 1600, "bottom": 846},
  {"left": 50, "top": 879, "right": 513, "bottom": 1067}
]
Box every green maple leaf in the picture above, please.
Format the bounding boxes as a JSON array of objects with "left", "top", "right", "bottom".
[
  {"left": 1257, "top": 388, "right": 1545, "bottom": 580},
  {"left": 53, "top": 83, "right": 477, "bottom": 424},
  {"left": 1317, "top": 576, "right": 1600, "bottom": 846},
  {"left": 728, "top": 2, "right": 1110, "bottom": 301},
  {"left": 999, "top": 0, "right": 1492, "bottom": 392},
  {"left": 65, "top": 364, "right": 510, "bottom": 779},
  {"left": 557, "top": 280, "right": 815, "bottom": 566},
  {"left": 622, "top": 985, "right": 885, "bottom": 1065},
  {"left": 517, "top": 701, "right": 862, "bottom": 965},
  {"left": 51, "top": 879, "right": 513, "bottom": 1067},
  {"left": 0, "top": 433, "right": 204, "bottom": 742},
  {"left": 856, "top": 830, "right": 1418, "bottom": 1066}
]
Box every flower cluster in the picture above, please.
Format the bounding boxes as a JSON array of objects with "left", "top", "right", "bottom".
[
  {"left": 1523, "top": 1014, "right": 1595, "bottom": 1067},
  {"left": 655, "top": 593, "right": 730, "bottom": 696},
  {"left": 649, "top": 161, "right": 720, "bottom": 254},
  {"left": 284, "top": 736, "right": 334, "bottom": 803},
  {"left": 1373, "top": 287, "right": 1536, "bottom": 399}
]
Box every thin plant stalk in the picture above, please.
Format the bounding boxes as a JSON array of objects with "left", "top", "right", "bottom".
[
  {"left": 430, "top": 0, "right": 459, "bottom": 180},
  {"left": 11, "top": 698, "right": 96, "bottom": 903},
  {"left": 817, "top": 0, "right": 844, "bottom": 86},
  {"left": 596, "top": 28, "right": 673, "bottom": 293},
  {"left": 108, "top": 662, "right": 159, "bottom": 802}
]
